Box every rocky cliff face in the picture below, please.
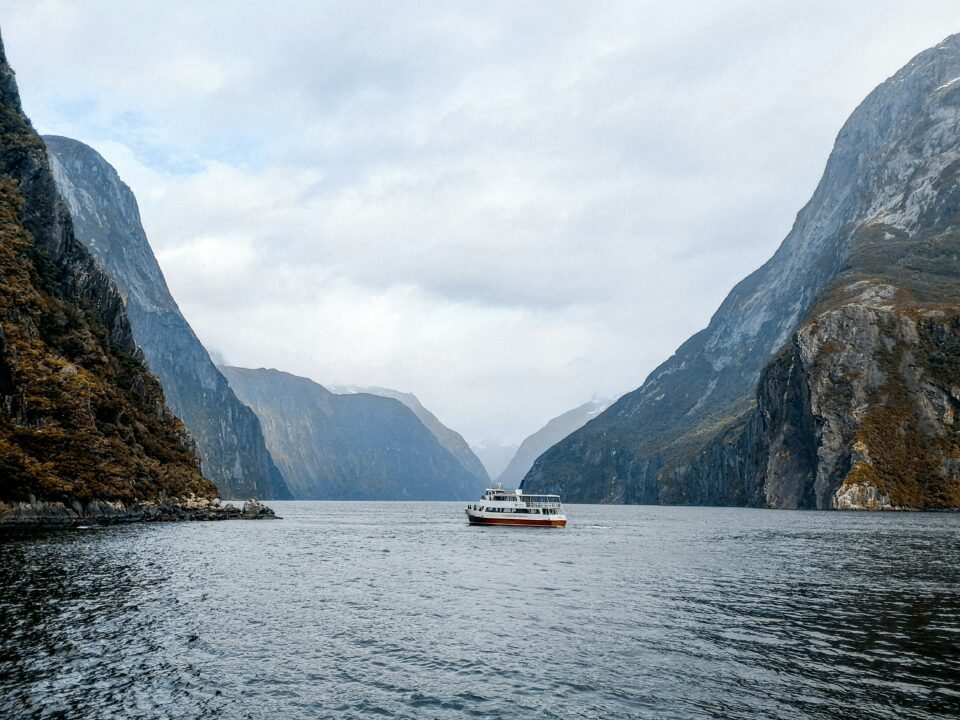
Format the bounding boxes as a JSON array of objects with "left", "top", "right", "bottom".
[
  {"left": 44, "top": 136, "right": 290, "bottom": 500},
  {"left": 666, "top": 250, "right": 960, "bottom": 510},
  {"left": 0, "top": 33, "right": 215, "bottom": 505},
  {"left": 499, "top": 400, "right": 608, "bottom": 488},
  {"left": 524, "top": 34, "right": 960, "bottom": 509},
  {"left": 329, "top": 385, "right": 489, "bottom": 486},
  {"left": 223, "top": 367, "right": 482, "bottom": 500}
]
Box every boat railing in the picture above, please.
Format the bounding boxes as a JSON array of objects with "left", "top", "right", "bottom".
[{"left": 480, "top": 492, "right": 563, "bottom": 508}]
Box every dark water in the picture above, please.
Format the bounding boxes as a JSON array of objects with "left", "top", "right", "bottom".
[{"left": 1, "top": 503, "right": 959, "bottom": 719}]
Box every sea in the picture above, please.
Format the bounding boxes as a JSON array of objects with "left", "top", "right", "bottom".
[{"left": 0, "top": 502, "right": 958, "bottom": 719}]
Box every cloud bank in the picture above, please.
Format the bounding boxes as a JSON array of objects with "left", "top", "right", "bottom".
[{"left": 4, "top": 1, "right": 960, "bottom": 443}]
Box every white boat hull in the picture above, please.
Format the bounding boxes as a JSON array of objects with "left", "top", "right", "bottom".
[{"left": 465, "top": 508, "right": 566, "bottom": 527}]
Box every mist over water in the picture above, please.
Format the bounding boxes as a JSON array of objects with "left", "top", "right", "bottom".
[{"left": 1, "top": 503, "right": 958, "bottom": 719}]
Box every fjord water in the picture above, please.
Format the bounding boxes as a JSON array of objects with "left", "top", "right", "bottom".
[{"left": 1, "top": 504, "right": 958, "bottom": 719}]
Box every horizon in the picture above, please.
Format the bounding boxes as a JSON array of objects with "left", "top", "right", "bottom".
[{"left": 4, "top": 2, "right": 960, "bottom": 445}]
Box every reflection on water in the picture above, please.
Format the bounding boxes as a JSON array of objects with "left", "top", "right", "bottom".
[{"left": 1, "top": 503, "right": 958, "bottom": 719}]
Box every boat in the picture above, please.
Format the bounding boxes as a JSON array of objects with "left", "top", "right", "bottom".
[{"left": 464, "top": 484, "right": 567, "bottom": 527}]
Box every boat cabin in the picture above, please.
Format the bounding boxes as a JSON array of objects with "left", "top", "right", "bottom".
[{"left": 473, "top": 487, "right": 563, "bottom": 514}]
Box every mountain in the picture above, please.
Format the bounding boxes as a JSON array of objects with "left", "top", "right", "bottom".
[
  {"left": 329, "top": 385, "right": 489, "bottom": 486},
  {"left": 498, "top": 400, "right": 609, "bottom": 487},
  {"left": 44, "top": 136, "right": 290, "bottom": 500},
  {"left": 221, "top": 367, "right": 482, "bottom": 500},
  {"left": 523, "top": 34, "right": 960, "bottom": 510},
  {"left": 471, "top": 441, "right": 518, "bottom": 483},
  {"left": 0, "top": 33, "right": 215, "bottom": 507}
]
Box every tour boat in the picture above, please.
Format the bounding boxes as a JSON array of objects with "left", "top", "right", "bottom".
[{"left": 465, "top": 485, "right": 567, "bottom": 527}]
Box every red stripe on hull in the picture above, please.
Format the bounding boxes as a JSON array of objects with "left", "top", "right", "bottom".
[{"left": 467, "top": 516, "right": 566, "bottom": 527}]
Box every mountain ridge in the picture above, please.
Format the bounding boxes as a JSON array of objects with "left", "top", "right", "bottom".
[
  {"left": 328, "top": 384, "right": 489, "bottom": 486},
  {"left": 223, "top": 367, "right": 483, "bottom": 500},
  {"left": 523, "top": 33, "right": 960, "bottom": 509},
  {"left": 499, "top": 399, "right": 608, "bottom": 488},
  {"left": 44, "top": 135, "right": 290, "bottom": 500}
]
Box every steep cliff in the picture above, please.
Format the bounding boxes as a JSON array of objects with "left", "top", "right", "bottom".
[
  {"left": 524, "top": 34, "right": 960, "bottom": 509},
  {"left": 498, "top": 400, "right": 609, "bottom": 488},
  {"left": 666, "top": 239, "right": 960, "bottom": 509},
  {"left": 43, "top": 136, "right": 289, "bottom": 500},
  {"left": 222, "top": 367, "right": 482, "bottom": 500},
  {"left": 329, "top": 385, "right": 489, "bottom": 486},
  {"left": 0, "top": 33, "right": 215, "bottom": 505}
]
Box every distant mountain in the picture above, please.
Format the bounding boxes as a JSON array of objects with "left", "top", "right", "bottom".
[
  {"left": 471, "top": 441, "right": 519, "bottom": 485},
  {"left": 501, "top": 400, "right": 609, "bottom": 487},
  {"left": 222, "top": 368, "right": 481, "bottom": 500},
  {"left": 524, "top": 34, "right": 960, "bottom": 510},
  {"left": 329, "top": 385, "right": 489, "bottom": 486},
  {"left": 0, "top": 33, "right": 214, "bottom": 506},
  {"left": 45, "top": 135, "right": 290, "bottom": 500}
]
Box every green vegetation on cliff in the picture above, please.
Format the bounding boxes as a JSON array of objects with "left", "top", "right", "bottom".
[
  {"left": 45, "top": 135, "right": 290, "bottom": 501},
  {"left": 0, "top": 34, "right": 214, "bottom": 504},
  {"left": 843, "top": 315, "right": 960, "bottom": 509}
]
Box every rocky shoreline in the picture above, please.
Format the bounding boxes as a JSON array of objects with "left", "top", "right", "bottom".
[{"left": 0, "top": 496, "right": 279, "bottom": 529}]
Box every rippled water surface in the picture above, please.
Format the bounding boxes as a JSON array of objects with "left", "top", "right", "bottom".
[{"left": 1, "top": 503, "right": 959, "bottom": 719}]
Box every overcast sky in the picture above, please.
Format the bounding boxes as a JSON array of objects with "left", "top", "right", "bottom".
[{"left": 4, "top": 1, "right": 960, "bottom": 445}]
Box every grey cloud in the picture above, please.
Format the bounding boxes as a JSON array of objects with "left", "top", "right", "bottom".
[{"left": 5, "top": 1, "right": 960, "bottom": 443}]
